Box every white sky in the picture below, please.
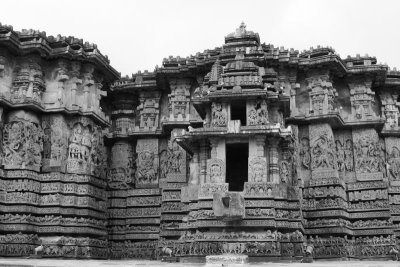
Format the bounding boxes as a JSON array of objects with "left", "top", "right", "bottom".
[{"left": 1, "top": 0, "right": 400, "bottom": 76}]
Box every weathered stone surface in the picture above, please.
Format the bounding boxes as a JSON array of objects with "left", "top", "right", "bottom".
[{"left": 1, "top": 22, "right": 400, "bottom": 262}]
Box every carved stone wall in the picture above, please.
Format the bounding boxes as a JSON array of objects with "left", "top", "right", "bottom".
[{"left": 4, "top": 22, "right": 400, "bottom": 261}]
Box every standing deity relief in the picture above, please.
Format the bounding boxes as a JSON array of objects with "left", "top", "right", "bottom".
[
  {"left": 248, "top": 99, "right": 268, "bottom": 126},
  {"left": 280, "top": 150, "right": 294, "bottom": 184},
  {"left": 334, "top": 138, "right": 354, "bottom": 172},
  {"left": 385, "top": 138, "right": 400, "bottom": 181},
  {"left": 299, "top": 137, "right": 311, "bottom": 170},
  {"left": 211, "top": 102, "right": 227, "bottom": 127},
  {"left": 66, "top": 118, "right": 106, "bottom": 177},
  {"left": 108, "top": 142, "right": 135, "bottom": 189},
  {"left": 135, "top": 139, "right": 159, "bottom": 187},
  {"left": 353, "top": 129, "right": 385, "bottom": 174},
  {"left": 387, "top": 146, "right": 400, "bottom": 180},
  {"left": 42, "top": 59, "right": 70, "bottom": 108},
  {"left": 310, "top": 129, "right": 336, "bottom": 170},
  {"left": 159, "top": 137, "right": 187, "bottom": 182},
  {"left": 381, "top": 92, "right": 400, "bottom": 131},
  {"left": 42, "top": 115, "right": 68, "bottom": 171}
]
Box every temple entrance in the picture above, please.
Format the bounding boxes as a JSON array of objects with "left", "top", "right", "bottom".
[{"left": 226, "top": 143, "right": 248, "bottom": 191}]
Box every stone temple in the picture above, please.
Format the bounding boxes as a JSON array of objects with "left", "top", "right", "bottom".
[{"left": 0, "top": 21, "right": 400, "bottom": 262}]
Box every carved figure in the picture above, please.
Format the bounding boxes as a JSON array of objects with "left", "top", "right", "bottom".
[
  {"left": 211, "top": 102, "right": 227, "bottom": 127},
  {"left": 248, "top": 100, "right": 268, "bottom": 125},
  {"left": 311, "top": 133, "right": 335, "bottom": 170}
]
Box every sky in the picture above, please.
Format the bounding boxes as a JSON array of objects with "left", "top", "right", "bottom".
[{"left": 1, "top": 0, "right": 400, "bottom": 76}]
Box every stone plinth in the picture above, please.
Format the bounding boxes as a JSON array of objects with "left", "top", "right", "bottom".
[
  {"left": 213, "top": 191, "right": 245, "bottom": 221},
  {"left": 206, "top": 254, "right": 248, "bottom": 264}
]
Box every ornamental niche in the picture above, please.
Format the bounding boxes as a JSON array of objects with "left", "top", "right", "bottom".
[
  {"left": 206, "top": 158, "right": 225, "bottom": 183},
  {"left": 3, "top": 111, "right": 43, "bottom": 172},
  {"left": 168, "top": 79, "right": 191, "bottom": 121},
  {"left": 137, "top": 92, "right": 160, "bottom": 131},
  {"left": 348, "top": 79, "right": 379, "bottom": 121},
  {"left": 11, "top": 58, "right": 45, "bottom": 104},
  {"left": 306, "top": 72, "right": 337, "bottom": 115}
]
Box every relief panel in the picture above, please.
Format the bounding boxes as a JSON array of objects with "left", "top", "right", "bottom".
[{"left": 135, "top": 139, "right": 159, "bottom": 188}]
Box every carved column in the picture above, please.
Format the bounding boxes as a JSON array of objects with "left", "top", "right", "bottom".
[
  {"left": 268, "top": 137, "right": 280, "bottom": 183},
  {"left": 69, "top": 61, "right": 82, "bottom": 109},
  {"left": 189, "top": 144, "right": 200, "bottom": 185},
  {"left": 248, "top": 135, "right": 267, "bottom": 183},
  {"left": 206, "top": 137, "right": 226, "bottom": 183},
  {"left": 209, "top": 138, "right": 218, "bottom": 159},
  {"left": 82, "top": 64, "right": 94, "bottom": 112},
  {"left": 199, "top": 139, "right": 208, "bottom": 184}
]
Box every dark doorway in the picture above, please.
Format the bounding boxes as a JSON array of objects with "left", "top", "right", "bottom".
[
  {"left": 226, "top": 143, "right": 248, "bottom": 191},
  {"left": 230, "top": 101, "right": 247, "bottom": 126}
]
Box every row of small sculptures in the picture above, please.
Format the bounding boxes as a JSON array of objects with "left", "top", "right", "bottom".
[
  {"left": 179, "top": 230, "right": 303, "bottom": 242},
  {"left": 0, "top": 214, "right": 107, "bottom": 226},
  {"left": 307, "top": 218, "right": 392, "bottom": 228}
]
